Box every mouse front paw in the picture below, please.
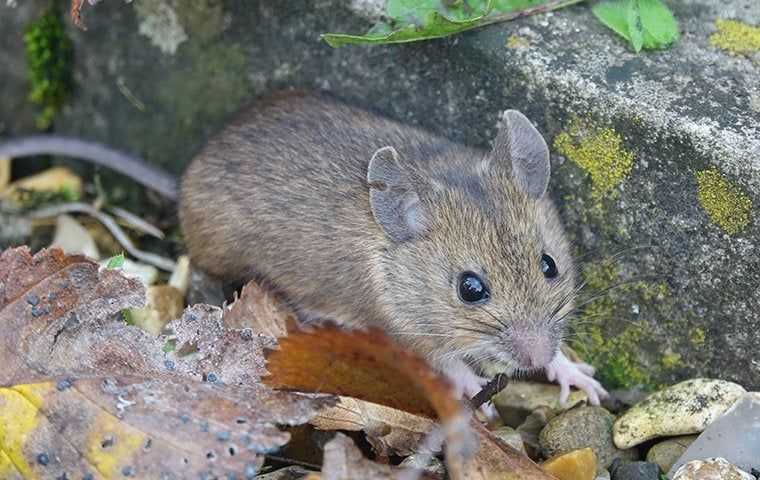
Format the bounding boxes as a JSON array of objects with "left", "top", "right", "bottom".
[
  {"left": 545, "top": 350, "right": 608, "bottom": 406},
  {"left": 444, "top": 360, "right": 499, "bottom": 420}
]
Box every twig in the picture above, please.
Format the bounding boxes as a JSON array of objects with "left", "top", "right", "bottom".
[
  {"left": 26, "top": 202, "right": 176, "bottom": 271},
  {"left": 478, "top": 0, "right": 587, "bottom": 29},
  {"left": 469, "top": 373, "right": 509, "bottom": 410},
  {"left": 109, "top": 206, "right": 165, "bottom": 239}
]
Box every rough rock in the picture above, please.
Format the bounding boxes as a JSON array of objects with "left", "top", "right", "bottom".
[
  {"left": 613, "top": 379, "right": 746, "bottom": 449},
  {"left": 398, "top": 454, "right": 445, "bottom": 477},
  {"left": 609, "top": 460, "right": 660, "bottom": 480},
  {"left": 668, "top": 392, "right": 760, "bottom": 475},
  {"left": 491, "top": 426, "right": 527, "bottom": 454},
  {"left": 494, "top": 381, "right": 586, "bottom": 426},
  {"left": 1, "top": 0, "right": 759, "bottom": 390},
  {"left": 539, "top": 406, "right": 637, "bottom": 469},
  {"left": 671, "top": 458, "right": 754, "bottom": 480},
  {"left": 644, "top": 435, "right": 698, "bottom": 474}
]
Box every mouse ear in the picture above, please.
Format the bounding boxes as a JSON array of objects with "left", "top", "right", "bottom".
[
  {"left": 367, "top": 146, "right": 427, "bottom": 242},
  {"left": 490, "top": 110, "right": 550, "bottom": 199}
]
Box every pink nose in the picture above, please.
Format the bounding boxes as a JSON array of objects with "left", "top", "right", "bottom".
[{"left": 513, "top": 335, "right": 555, "bottom": 369}]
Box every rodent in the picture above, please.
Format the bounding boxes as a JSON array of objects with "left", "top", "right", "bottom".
[{"left": 0, "top": 91, "right": 607, "bottom": 404}]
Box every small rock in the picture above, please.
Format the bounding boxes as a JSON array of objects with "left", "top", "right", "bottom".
[
  {"left": 671, "top": 458, "right": 754, "bottom": 480},
  {"left": 494, "top": 381, "right": 587, "bottom": 426},
  {"left": 613, "top": 379, "right": 746, "bottom": 449},
  {"left": 608, "top": 460, "right": 659, "bottom": 480},
  {"left": 491, "top": 426, "right": 526, "bottom": 454},
  {"left": 542, "top": 447, "right": 597, "bottom": 480},
  {"left": 399, "top": 454, "right": 445, "bottom": 477},
  {"left": 669, "top": 392, "right": 760, "bottom": 475},
  {"left": 517, "top": 406, "right": 555, "bottom": 459},
  {"left": 645, "top": 435, "right": 697, "bottom": 474},
  {"left": 51, "top": 214, "right": 100, "bottom": 260},
  {"left": 595, "top": 470, "right": 611, "bottom": 480},
  {"left": 540, "top": 406, "right": 637, "bottom": 469}
]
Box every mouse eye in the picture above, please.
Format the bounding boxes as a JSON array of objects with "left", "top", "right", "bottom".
[
  {"left": 458, "top": 272, "right": 490, "bottom": 304},
  {"left": 540, "top": 253, "right": 559, "bottom": 279}
]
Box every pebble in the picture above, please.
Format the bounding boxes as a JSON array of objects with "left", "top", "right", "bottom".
[
  {"left": 612, "top": 378, "right": 746, "bottom": 449},
  {"left": 539, "top": 406, "right": 637, "bottom": 469},
  {"left": 492, "top": 425, "right": 527, "bottom": 454},
  {"left": 608, "top": 459, "right": 659, "bottom": 480},
  {"left": 542, "top": 447, "right": 597, "bottom": 480},
  {"left": 668, "top": 392, "right": 760, "bottom": 475},
  {"left": 671, "top": 457, "right": 754, "bottom": 480},
  {"left": 493, "top": 381, "right": 587, "bottom": 426},
  {"left": 644, "top": 435, "right": 697, "bottom": 474}
]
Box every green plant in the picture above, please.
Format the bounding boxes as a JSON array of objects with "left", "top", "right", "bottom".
[
  {"left": 24, "top": 5, "right": 74, "bottom": 130},
  {"left": 323, "top": 0, "right": 679, "bottom": 52}
]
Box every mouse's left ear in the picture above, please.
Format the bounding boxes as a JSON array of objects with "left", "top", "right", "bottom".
[
  {"left": 367, "top": 146, "right": 428, "bottom": 242},
  {"left": 490, "top": 110, "right": 550, "bottom": 199}
]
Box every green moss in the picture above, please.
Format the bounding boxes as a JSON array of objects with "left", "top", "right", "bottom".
[
  {"left": 689, "top": 328, "right": 706, "bottom": 346},
  {"left": 695, "top": 168, "right": 753, "bottom": 235},
  {"left": 554, "top": 121, "right": 635, "bottom": 200},
  {"left": 24, "top": 5, "right": 74, "bottom": 130},
  {"left": 661, "top": 352, "right": 682, "bottom": 369},
  {"left": 710, "top": 19, "right": 760, "bottom": 57},
  {"left": 174, "top": 0, "right": 226, "bottom": 43}
]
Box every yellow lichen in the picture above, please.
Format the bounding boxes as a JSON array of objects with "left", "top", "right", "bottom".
[
  {"left": 689, "top": 328, "right": 706, "bottom": 346},
  {"left": 695, "top": 168, "right": 752, "bottom": 235},
  {"left": 554, "top": 122, "right": 635, "bottom": 199},
  {"left": 506, "top": 34, "right": 529, "bottom": 49},
  {"left": 661, "top": 351, "right": 682, "bottom": 369},
  {"left": 710, "top": 19, "right": 760, "bottom": 57}
]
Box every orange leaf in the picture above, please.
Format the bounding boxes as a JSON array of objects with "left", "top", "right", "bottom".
[{"left": 263, "top": 324, "right": 461, "bottom": 421}]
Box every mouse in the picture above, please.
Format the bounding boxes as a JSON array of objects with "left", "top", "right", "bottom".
[{"left": 0, "top": 91, "right": 607, "bottom": 406}]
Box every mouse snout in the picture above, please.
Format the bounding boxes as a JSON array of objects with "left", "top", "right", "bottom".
[{"left": 511, "top": 333, "right": 556, "bottom": 370}]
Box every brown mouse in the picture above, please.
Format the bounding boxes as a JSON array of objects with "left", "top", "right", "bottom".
[{"left": 0, "top": 91, "right": 607, "bottom": 405}]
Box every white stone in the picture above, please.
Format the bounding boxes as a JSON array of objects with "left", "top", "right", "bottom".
[
  {"left": 671, "top": 458, "right": 754, "bottom": 480},
  {"left": 612, "top": 378, "right": 746, "bottom": 449},
  {"left": 51, "top": 214, "right": 100, "bottom": 260}
]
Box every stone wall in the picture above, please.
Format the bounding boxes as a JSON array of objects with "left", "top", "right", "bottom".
[{"left": 1, "top": 0, "right": 758, "bottom": 389}]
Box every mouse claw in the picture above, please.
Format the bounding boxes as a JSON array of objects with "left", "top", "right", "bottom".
[{"left": 545, "top": 350, "right": 608, "bottom": 406}]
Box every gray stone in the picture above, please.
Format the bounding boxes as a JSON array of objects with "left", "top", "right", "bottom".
[
  {"left": 1, "top": 0, "right": 759, "bottom": 390},
  {"left": 494, "top": 381, "right": 587, "bottom": 426},
  {"left": 668, "top": 392, "right": 760, "bottom": 476},
  {"left": 645, "top": 435, "right": 698, "bottom": 475},
  {"left": 613, "top": 379, "right": 746, "bottom": 449},
  {"left": 398, "top": 454, "right": 445, "bottom": 477},
  {"left": 609, "top": 460, "right": 660, "bottom": 480},
  {"left": 491, "top": 426, "right": 527, "bottom": 454},
  {"left": 539, "top": 406, "right": 637, "bottom": 469},
  {"left": 671, "top": 458, "right": 754, "bottom": 480}
]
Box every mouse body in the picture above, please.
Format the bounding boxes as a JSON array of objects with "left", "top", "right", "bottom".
[
  {"left": 179, "top": 92, "right": 605, "bottom": 403},
  {"left": 0, "top": 91, "right": 606, "bottom": 404}
]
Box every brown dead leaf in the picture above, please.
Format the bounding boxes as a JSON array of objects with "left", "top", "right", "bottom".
[
  {"left": 0, "top": 247, "right": 336, "bottom": 476},
  {"left": 0, "top": 377, "right": 333, "bottom": 478},
  {"left": 223, "top": 279, "right": 294, "bottom": 336},
  {"left": 458, "top": 421, "right": 558, "bottom": 480},
  {"left": 320, "top": 433, "right": 396, "bottom": 480},
  {"left": 311, "top": 396, "right": 436, "bottom": 456},
  {"left": 70, "top": 0, "right": 87, "bottom": 29},
  {"left": 264, "top": 324, "right": 460, "bottom": 420}
]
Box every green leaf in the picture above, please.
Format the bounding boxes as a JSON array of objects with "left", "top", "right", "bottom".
[
  {"left": 593, "top": 0, "right": 679, "bottom": 52},
  {"left": 638, "top": 0, "right": 679, "bottom": 49},
  {"left": 105, "top": 253, "right": 125, "bottom": 269},
  {"left": 322, "top": 0, "right": 585, "bottom": 47}
]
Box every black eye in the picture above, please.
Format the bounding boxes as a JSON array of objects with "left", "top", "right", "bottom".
[
  {"left": 540, "top": 253, "right": 558, "bottom": 279},
  {"left": 458, "top": 272, "right": 490, "bottom": 304}
]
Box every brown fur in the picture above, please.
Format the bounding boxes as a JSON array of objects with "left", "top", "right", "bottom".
[{"left": 179, "top": 92, "right": 576, "bottom": 373}]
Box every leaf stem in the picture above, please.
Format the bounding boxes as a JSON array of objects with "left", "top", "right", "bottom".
[{"left": 477, "top": 0, "right": 588, "bottom": 29}]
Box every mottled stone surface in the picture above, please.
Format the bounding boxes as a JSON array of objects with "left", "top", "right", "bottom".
[
  {"left": 645, "top": 435, "right": 698, "bottom": 474},
  {"left": 613, "top": 378, "right": 746, "bottom": 449},
  {"left": 1, "top": 1, "right": 758, "bottom": 388},
  {"left": 668, "top": 392, "right": 760, "bottom": 476},
  {"left": 672, "top": 458, "right": 754, "bottom": 480}
]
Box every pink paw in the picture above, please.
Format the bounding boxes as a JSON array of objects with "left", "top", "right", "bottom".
[
  {"left": 545, "top": 350, "right": 608, "bottom": 406},
  {"left": 445, "top": 361, "right": 499, "bottom": 420}
]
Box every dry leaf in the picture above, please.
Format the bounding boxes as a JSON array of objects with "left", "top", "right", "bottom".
[
  {"left": 0, "top": 377, "right": 332, "bottom": 478},
  {"left": 0, "top": 156, "right": 10, "bottom": 190},
  {"left": 311, "top": 396, "right": 436, "bottom": 456},
  {"left": 2, "top": 166, "right": 82, "bottom": 202},
  {"left": 0, "top": 247, "right": 336, "bottom": 476},
  {"left": 70, "top": 0, "right": 87, "bottom": 29},
  {"left": 224, "top": 279, "right": 294, "bottom": 337},
  {"left": 264, "top": 324, "right": 461, "bottom": 420},
  {"left": 128, "top": 284, "right": 184, "bottom": 335},
  {"left": 321, "top": 433, "right": 396, "bottom": 480}
]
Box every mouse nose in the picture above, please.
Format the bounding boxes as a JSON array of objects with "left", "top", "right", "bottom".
[{"left": 512, "top": 335, "right": 555, "bottom": 369}]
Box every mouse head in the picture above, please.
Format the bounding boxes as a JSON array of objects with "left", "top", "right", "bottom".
[{"left": 367, "top": 111, "right": 576, "bottom": 374}]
